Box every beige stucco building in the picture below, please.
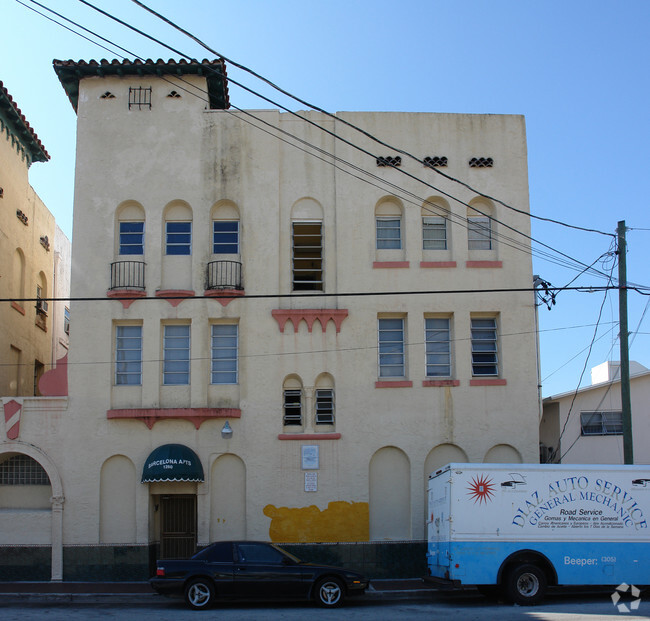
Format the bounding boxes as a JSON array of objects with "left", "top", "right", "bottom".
[
  {"left": 1, "top": 58, "right": 540, "bottom": 580},
  {"left": 541, "top": 361, "right": 650, "bottom": 464}
]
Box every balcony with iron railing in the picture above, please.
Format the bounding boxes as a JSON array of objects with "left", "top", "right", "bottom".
[
  {"left": 206, "top": 260, "right": 243, "bottom": 291},
  {"left": 110, "top": 261, "right": 146, "bottom": 290}
]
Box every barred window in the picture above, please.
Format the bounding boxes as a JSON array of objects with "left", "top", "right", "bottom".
[
  {"left": 0, "top": 454, "right": 50, "bottom": 485},
  {"left": 283, "top": 390, "right": 302, "bottom": 425},
  {"left": 315, "top": 389, "right": 335, "bottom": 425}
]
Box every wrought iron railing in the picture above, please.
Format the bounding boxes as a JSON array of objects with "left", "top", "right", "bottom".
[
  {"left": 110, "top": 261, "right": 146, "bottom": 290},
  {"left": 206, "top": 260, "right": 243, "bottom": 290}
]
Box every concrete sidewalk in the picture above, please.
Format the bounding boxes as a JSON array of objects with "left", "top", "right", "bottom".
[{"left": 0, "top": 578, "right": 440, "bottom": 604}]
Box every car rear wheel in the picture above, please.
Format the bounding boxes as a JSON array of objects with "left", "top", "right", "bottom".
[
  {"left": 184, "top": 577, "right": 215, "bottom": 610},
  {"left": 314, "top": 576, "right": 344, "bottom": 608},
  {"left": 504, "top": 563, "right": 546, "bottom": 605}
]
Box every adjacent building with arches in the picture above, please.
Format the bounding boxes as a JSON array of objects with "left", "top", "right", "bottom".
[{"left": 1, "top": 59, "right": 540, "bottom": 580}]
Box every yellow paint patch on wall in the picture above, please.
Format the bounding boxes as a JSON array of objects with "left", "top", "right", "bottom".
[{"left": 264, "top": 501, "right": 369, "bottom": 543}]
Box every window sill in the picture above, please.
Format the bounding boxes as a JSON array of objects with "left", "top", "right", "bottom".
[
  {"left": 11, "top": 302, "right": 25, "bottom": 315},
  {"left": 373, "top": 261, "right": 410, "bottom": 269},
  {"left": 278, "top": 433, "right": 341, "bottom": 440},
  {"left": 423, "top": 379, "right": 460, "bottom": 387},
  {"left": 420, "top": 261, "right": 457, "bottom": 268},
  {"left": 375, "top": 380, "right": 413, "bottom": 388},
  {"left": 466, "top": 261, "right": 503, "bottom": 268},
  {"left": 470, "top": 378, "right": 507, "bottom": 386},
  {"left": 107, "top": 407, "right": 241, "bottom": 429}
]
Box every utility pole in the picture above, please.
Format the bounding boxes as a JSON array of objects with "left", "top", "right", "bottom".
[{"left": 618, "top": 220, "right": 633, "bottom": 464}]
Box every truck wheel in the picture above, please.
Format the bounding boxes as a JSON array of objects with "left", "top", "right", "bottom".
[
  {"left": 505, "top": 564, "right": 546, "bottom": 605},
  {"left": 185, "top": 577, "right": 215, "bottom": 610},
  {"left": 314, "top": 577, "right": 344, "bottom": 608}
]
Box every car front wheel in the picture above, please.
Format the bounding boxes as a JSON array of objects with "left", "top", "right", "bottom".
[
  {"left": 314, "top": 576, "right": 344, "bottom": 608},
  {"left": 184, "top": 577, "right": 215, "bottom": 610}
]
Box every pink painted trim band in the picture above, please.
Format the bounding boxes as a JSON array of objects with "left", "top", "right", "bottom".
[
  {"left": 38, "top": 354, "right": 69, "bottom": 396},
  {"left": 204, "top": 289, "right": 245, "bottom": 306},
  {"left": 107, "top": 407, "right": 241, "bottom": 429},
  {"left": 375, "top": 380, "right": 413, "bottom": 388},
  {"left": 107, "top": 290, "right": 146, "bottom": 309},
  {"left": 156, "top": 290, "right": 196, "bottom": 307},
  {"left": 422, "top": 379, "right": 460, "bottom": 387},
  {"left": 373, "top": 261, "right": 410, "bottom": 269},
  {"left": 11, "top": 301, "right": 26, "bottom": 315},
  {"left": 420, "top": 261, "right": 457, "bottom": 268},
  {"left": 470, "top": 378, "right": 507, "bottom": 386},
  {"left": 271, "top": 309, "right": 349, "bottom": 333},
  {"left": 278, "top": 433, "right": 342, "bottom": 440},
  {"left": 466, "top": 261, "right": 503, "bottom": 268}
]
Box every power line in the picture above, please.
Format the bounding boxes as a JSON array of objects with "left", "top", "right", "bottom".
[
  {"left": 129, "top": 0, "right": 616, "bottom": 241},
  {"left": 64, "top": 0, "right": 618, "bottom": 282}
]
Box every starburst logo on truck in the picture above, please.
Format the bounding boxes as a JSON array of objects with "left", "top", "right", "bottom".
[
  {"left": 467, "top": 474, "right": 495, "bottom": 504},
  {"left": 611, "top": 583, "right": 641, "bottom": 613}
]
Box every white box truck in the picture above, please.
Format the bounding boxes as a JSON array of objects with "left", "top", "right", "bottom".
[{"left": 427, "top": 463, "right": 650, "bottom": 604}]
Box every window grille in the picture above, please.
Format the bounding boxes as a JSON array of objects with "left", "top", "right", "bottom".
[
  {"left": 292, "top": 222, "right": 323, "bottom": 291},
  {"left": 422, "top": 216, "right": 447, "bottom": 250},
  {"left": 283, "top": 390, "right": 302, "bottom": 425},
  {"left": 376, "top": 217, "right": 402, "bottom": 249},
  {"left": 471, "top": 318, "right": 498, "bottom": 376},
  {"left": 378, "top": 318, "right": 405, "bottom": 378},
  {"left": 424, "top": 156, "right": 448, "bottom": 168},
  {"left": 0, "top": 454, "right": 50, "bottom": 485},
  {"left": 468, "top": 216, "right": 492, "bottom": 250},
  {"left": 580, "top": 411, "right": 623, "bottom": 436},
  {"left": 116, "top": 325, "right": 142, "bottom": 385},
  {"left": 376, "top": 156, "right": 402, "bottom": 167},
  {"left": 128, "top": 87, "right": 152, "bottom": 110},
  {"left": 211, "top": 324, "right": 238, "bottom": 384},
  {"left": 469, "top": 157, "right": 493, "bottom": 168},
  {"left": 315, "top": 389, "right": 335, "bottom": 424},
  {"left": 425, "top": 318, "right": 451, "bottom": 377}
]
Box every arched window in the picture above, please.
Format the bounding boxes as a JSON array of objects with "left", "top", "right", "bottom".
[
  {"left": 164, "top": 203, "right": 193, "bottom": 255},
  {"left": 283, "top": 375, "right": 304, "bottom": 426},
  {"left": 375, "top": 198, "right": 403, "bottom": 250},
  {"left": 314, "top": 373, "right": 335, "bottom": 426},
  {"left": 422, "top": 199, "right": 450, "bottom": 250},
  {"left": 211, "top": 202, "right": 240, "bottom": 255},
  {"left": 467, "top": 200, "right": 494, "bottom": 250},
  {"left": 291, "top": 199, "right": 324, "bottom": 291},
  {"left": 116, "top": 202, "right": 145, "bottom": 256},
  {"left": 13, "top": 248, "right": 26, "bottom": 300}
]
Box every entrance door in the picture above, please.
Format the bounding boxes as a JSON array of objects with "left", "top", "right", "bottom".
[{"left": 160, "top": 495, "right": 197, "bottom": 559}]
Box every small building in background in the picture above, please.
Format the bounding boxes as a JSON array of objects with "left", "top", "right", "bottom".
[{"left": 541, "top": 361, "right": 650, "bottom": 464}]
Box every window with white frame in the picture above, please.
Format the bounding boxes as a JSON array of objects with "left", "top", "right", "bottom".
[
  {"left": 119, "top": 221, "right": 145, "bottom": 255},
  {"left": 283, "top": 389, "right": 302, "bottom": 425},
  {"left": 165, "top": 221, "right": 192, "bottom": 255},
  {"left": 315, "top": 389, "right": 335, "bottom": 424},
  {"left": 378, "top": 318, "right": 405, "bottom": 378},
  {"left": 163, "top": 324, "right": 190, "bottom": 385},
  {"left": 423, "top": 216, "right": 447, "bottom": 250},
  {"left": 115, "top": 325, "right": 142, "bottom": 385},
  {"left": 580, "top": 411, "right": 623, "bottom": 436},
  {"left": 292, "top": 221, "right": 322, "bottom": 291},
  {"left": 470, "top": 318, "right": 498, "bottom": 376},
  {"left": 376, "top": 217, "right": 402, "bottom": 249},
  {"left": 468, "top": 216, "right": 492, "bottom": 250},
  {"left": 213, "top": 221, "right": 239, "bottom": 254},
  {"left": 211, "top": 324, "right": 238, "bottom": 384},
  {"left": 425, "top": 317, "right": 451, "bottom": 377}
]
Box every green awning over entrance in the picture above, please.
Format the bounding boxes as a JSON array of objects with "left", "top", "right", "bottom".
[{"left": 141, "top": 444, "right": 204, "bottom": 483}]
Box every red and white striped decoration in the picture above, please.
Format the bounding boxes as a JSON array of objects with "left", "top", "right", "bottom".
[{"left": 3, "top": 399, "right": 22, "bottom": 440}]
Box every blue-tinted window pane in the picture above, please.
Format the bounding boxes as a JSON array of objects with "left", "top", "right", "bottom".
[
  {"left": 166, "top": 222, "right": 192, "bottom": 255},
  {"left": 119, "top": 221, "right": 144, "bottom": 255},
  {"left": 213, "top": 221, "right": 240, "bottom": 254}
]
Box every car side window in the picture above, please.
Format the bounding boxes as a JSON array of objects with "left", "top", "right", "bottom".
[
  {"left": 194, "top": 542, "right": 233, "bottom": 562},
  {"left": 236, "top": 543, "right": 285, "bottom": 564}
]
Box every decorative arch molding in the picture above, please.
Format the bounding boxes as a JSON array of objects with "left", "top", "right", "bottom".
[
  {"left": 0, "top": 441, "right": 64, "bottom": 580},
  {"left": 483, "top": 443, "right": 523, "bottom": 464},
  {"left": 115, "top": 200, "right": 145, "bottom": 221},
  {"left": 290, "top": 197, "right": 323, "bottom": 220},
  {"left": 422, "top": 196, "right": 451, "bottom": 217},
  {"left": 375, "top": 196, "right": 404, "bottom": 216},
  {"left": 163, "top": 199, "right": 193, "bottom": 220},
  {"left": 210, "top": 199, "right": 240, "bottom": 220}
]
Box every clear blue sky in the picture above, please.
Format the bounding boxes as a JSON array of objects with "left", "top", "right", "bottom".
[{"left": 2, "top": 0, "right": 649, "bottom": 397}]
